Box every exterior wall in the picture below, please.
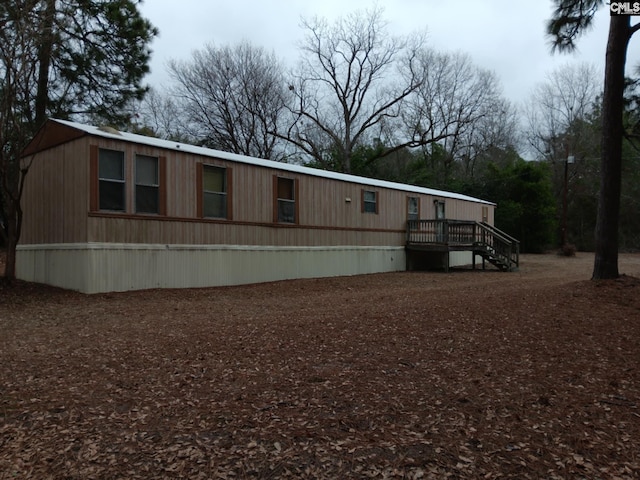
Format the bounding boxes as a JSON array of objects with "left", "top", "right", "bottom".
[
  {"left": 83, "top": 140, "right": 491, "bottom": 246},
  {"left": 16, "top": 243, "right": 405, "bottom": 293},
  {"left": 20, "top": 134, "right": 495, "bottom": 248},
  {"left": 18, "top": 125, "right": 496, "bottom": 292},
  {"left": 87, "top": 216, "right": 403, "bottom": 246},
  {"left": 21, "top": 141, "right": 90, "bottom": 245}
]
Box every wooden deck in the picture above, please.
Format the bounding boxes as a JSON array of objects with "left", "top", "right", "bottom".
[{"left": 406, "top": 220, "right": 520, "bottom": 271}]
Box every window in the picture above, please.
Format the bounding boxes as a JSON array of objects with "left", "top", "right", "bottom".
[
  {"left": 98, "top": 149, "right": 125, "bottom": 211},
  {"left": 482, "top": 206, "right": 489, "bottom": 223},
  {"left": 135, "top": 154, "right": 159, "bottom": 214},
  {"left": 203, "top": 165, "right": 227, "bottom": 218},
  {"left": 435, "top": 200, "right": 446, "bottom": 241},
  {"left": 407, "top": 196, "right": 419, "bottom": 220},
  {"left": 276, "top": 176, "right": 296, "bottom": 223},
  {"left": 362, "top": 190, "right": 378, "bottom": 214},
  {"left": 435, "top": 200, "right": 445, "bottom": 220}
]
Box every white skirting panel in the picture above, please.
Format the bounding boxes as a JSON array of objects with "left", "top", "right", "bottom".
[
  {"left": 17, "top": 243, "right": 406, "bottom": 293},
  {"left": 449, "top": 251, "right": 473, "bottom": 267}
]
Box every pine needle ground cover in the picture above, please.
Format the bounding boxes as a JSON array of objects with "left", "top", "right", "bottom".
[{"left": 1, "top": 254, "right": 639, "bottom": 479}]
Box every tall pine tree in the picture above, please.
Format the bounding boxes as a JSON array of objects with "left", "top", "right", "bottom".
[
  {"left": 0, "top": 0, "right": 157, "bottom": 281},
  {"left": 548, "top": 0, "right": 640, "bottom": 279}
]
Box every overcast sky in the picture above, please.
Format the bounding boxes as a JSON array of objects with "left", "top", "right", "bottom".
[{"left": 138, "top": 1, "right": 640, "bottom": 105}]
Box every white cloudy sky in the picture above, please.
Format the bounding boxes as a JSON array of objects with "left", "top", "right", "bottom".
[{"left": 138, "top": 1, "right": 640, "bottom": 105}]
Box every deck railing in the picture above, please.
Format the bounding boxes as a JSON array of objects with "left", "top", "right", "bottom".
[
  {"left": 406, "top": 219, "right": 520, "bottom": 270},
  {"left": 406, "top": 219, "right": 477, "bottom": 245}
]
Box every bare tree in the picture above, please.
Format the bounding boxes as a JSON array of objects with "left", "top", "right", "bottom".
[
  {"left": 168, "top": 41, "right": 289, "bottom": 161},
  {"left": 134, "top": 87, "right": 192, "bottom": 143},
  {"left": 284, "top": 6, "right": 426, "bottom": 173},
  {"left": 403, "top": 50, "right": 508, "bottom": 183},
  {"left": 455, "top": 97, "right": 520, "bottom": 180},
  {"left": 524, "top": 62, "right": 602, "bottom": 249},
  {"left": 524, "top": 62, "right": 601, "bottom": 161}
]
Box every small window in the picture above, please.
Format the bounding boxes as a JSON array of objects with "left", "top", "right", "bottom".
[
  {"left": 407, "top": 196, "right": 419, "bottom": 220},
  {"left": 203, "top": 165, "right": 227, "bottom": 218},
  {"left": 435, "top": 200, "right": 445, "bottom": 220},
  {"left": 276, "top": 177, "right": 296, "bottom": 223},
  {"left": 98, "top": 149, "right": 125, "bottom": 211},
  {"left": 135, "top": 154, "right": 159, "bottom": 214},
  {"left": 362, "top": 190, "right": 378, "bottom": 214},
  {"left": 482, "top": 206, "right": 489, "bottom": 223}
]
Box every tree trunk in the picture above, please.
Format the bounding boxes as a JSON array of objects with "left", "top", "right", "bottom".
[
  {"left": 592, "top": 16, "right": 629, "bottom": 280},
  {"left": 3, "top": 226, "right": 17, "bottom": 283},
  {"left": 34, "top": 0, "right": 56, "bottom": 126},
  {"left": 1, "top": 200, "right": 18, "bottom": 283}
]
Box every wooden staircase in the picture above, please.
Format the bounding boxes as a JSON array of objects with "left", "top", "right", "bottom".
[
  {"left": 472, "top": 222, "right": 520, "bottom": 272},
  {"left": 406, "top": 220, "right": 519, "bottom": 272}
]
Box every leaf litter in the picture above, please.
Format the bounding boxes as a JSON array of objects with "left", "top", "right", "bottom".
[{"left": 1, "top": 253, "right": 640, "bottom": 478}]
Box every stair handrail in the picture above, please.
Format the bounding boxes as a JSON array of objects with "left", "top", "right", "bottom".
[{"left": 475, "top": 222, "right": 519, "bottom": 269}]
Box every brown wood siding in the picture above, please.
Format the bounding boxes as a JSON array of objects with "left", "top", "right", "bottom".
[
  {"left": 294, "top": 177, "right": 300, "bottom": 224},
  {"left": 158, "top": 156, "right": 167, "bottom": 216},
  {"left": 89, "top": 145, "right": 98, "bottom": 212},
  {"left": 21, "top": 132, "right": 495, "bottom": 247},
  {"left": 226, "top": 167, "right": 234, "bottom": 221},
  {"left": 20, "top": 140, "right": 90, "bottom": 244},
  {"left": 63, "top": 141, "right": 90, "bottom": 243},
  {"left": 87, "top": 215, "right": 404, "bottom": 246},
  {"left": 196, "top": 162, "right": 203, "bottom": 218},
  {"left": 272, "top": 175, "right": 278, "bottom": 223}
]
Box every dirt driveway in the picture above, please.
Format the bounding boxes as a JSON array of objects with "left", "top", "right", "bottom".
[{"left": 1, "top": 253, "right": 639, "bottom": 479}]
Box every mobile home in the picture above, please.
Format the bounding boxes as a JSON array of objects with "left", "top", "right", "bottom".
[{"left": 17, "top": 119, "right": 510, "bottom": 293}]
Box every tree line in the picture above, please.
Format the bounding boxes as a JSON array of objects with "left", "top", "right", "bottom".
[
  {"left": 136, "top": 6, "right": 640, "bottom": 258},
  {"left": 1, "top": 1, "right": 638, "bottom": 282}
]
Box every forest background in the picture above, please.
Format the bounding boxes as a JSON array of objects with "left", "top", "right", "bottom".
[{"left": 2, "top": 2, "right": 640, "bottom": 262}]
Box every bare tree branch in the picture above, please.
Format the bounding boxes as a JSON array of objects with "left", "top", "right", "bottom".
[
  {"left": 167, "top": 41, "right": 289, "bottom": 161},
  {"left": 282, "top": 6, "right": 426, "bottom": 173}
]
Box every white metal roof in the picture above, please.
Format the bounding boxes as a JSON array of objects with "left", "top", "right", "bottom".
[{"left": 53, "top": 118, "right": 495, "bottom": 206}]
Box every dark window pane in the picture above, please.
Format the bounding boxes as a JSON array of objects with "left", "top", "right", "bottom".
[
  {"left": 136, "top": 185, "right": 158, "bottom": 214},
  {"left": 204, "top": 166, "right": 226, "bottom": 193},
  {"left": 136, "top": 155, "right": 158, "bottom": 185},
  {"left": 204, "top": 192, "right": 227, "bottom": 218},
  {"left": 277, "top": 177, "right": 294, "bottom": 200},
  {"left": 99, "top": 149, "right": 124, "bottom": 180},
  {"left": 278, "top": 199, "right": 295, "bottom": 223},
  {"left": 364, "top": 190, "right": 376, "bottom": 202},
  {"left": 99, "top": 180, "right": 125, "bottom": 211},
  {"left": 364, "top": 201, "right": 377, "bottom": 213}
]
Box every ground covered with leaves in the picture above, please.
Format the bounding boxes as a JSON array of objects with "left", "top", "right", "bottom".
[{"left": 1, "top": 253, "right": 640, "bottom": 479}]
